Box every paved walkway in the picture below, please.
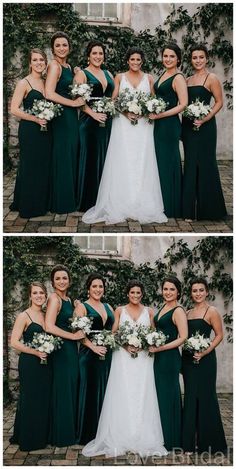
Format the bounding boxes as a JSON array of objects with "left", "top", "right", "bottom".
[
  {"left": 3, "top": 394, "right": 233, "bottom": 466},
  {"left": 3, "top": 161, "right": 233, "bottom": 233}
]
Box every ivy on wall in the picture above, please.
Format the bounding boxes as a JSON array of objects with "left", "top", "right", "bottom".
[{"left": 3, "top": 3, "right": 233, "bottom": 170}]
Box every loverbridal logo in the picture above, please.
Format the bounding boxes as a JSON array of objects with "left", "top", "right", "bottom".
[{"left": 111, "top": 448, "right": 231, "bottom": 465}]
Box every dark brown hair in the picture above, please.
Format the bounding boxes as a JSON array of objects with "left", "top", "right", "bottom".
[
  {"left": 162, "top": 43, "right": 182, "bottom": 66},
  {"left": 190, "top": 44, "right": 209, "bottom": 59},
  {"left": 86, "top": 40, "right": 106, "bottom": 60},
  {"left": 162, "top": 276, "right": 182, "bottom": 300},
  {"left": 126, "top": 279, "right": 145, "bottom": 296},
  {"left": 50, "top": 264, "right": 71, "bottom": 286},
  {"left": 86, "top": 273, "right": 106, "bottom": 292},
  {"left": 51, "top": 31, "right": 71, "bottom": 53}
]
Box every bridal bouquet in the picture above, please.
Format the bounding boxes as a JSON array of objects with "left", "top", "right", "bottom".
[
  {"left": 183, "top": 98, "right": 211, "bottom": 131},
  {"left": 28, "top": 99, "right": 63, "bottom": 131},
  {"left": 183, "top": 331, "right": 211, "bottom": 364},
  {"left": 142, "top": 96, "right": 167, "bottom": 124},
  {"left": 90, "top": 97, "right": 116, "bottom": 127},
  {"left": 115, "top": 88, "right": 148, "bottom": 125},
  {"left": 145, "top": 330, "right": 168, "bottom": 356},
  {"left": 115, "top": 321, "right": 143, "bottom": 358},
  {"left": 69, "top": 82, "right": 93, "bottom": 101},
  {"left": 69, "top": 315, "right": 93, "bottom": 335},
  {"left": 90, "top": 329, "right": 118, "bottom": 360},
  {"left": 28, "top": 332, "right": 63, "bottom": 364}
]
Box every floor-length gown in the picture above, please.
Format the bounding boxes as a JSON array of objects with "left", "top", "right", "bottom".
[
  {"left": 82, "top": 73, "right": 167, "bottom": 224},
  {"left": 77, "top": 69, "right": 114, "bottom": 211},
  {"left": 10, "top": 86, "right": 52, "bottom": 218},
  {"left": 182, "top": 77, "right": 227, "bottom": 220},
  {"left": 153, "top": 307, "right": 182, "bottom": 451},
  {"left": 153, "top": 74, "right": 182, "bottom": 218},
  {"left": 77, "top": 303, "right": 114, "bottom": 444},
  {"left": 10, "top": 315, "right": 52, "bottom": 451},
  {"left": 50, "top": 65, "right": 78, "bottom": 214},
  {"left": 82, "top": 307, "right": 168, "bottom": 457},
  {"left": 182, "top": 310, "right": 227, "bottom": 453},
  {"left": 50, "top": 298, "right": 79, "bottom": 447}
]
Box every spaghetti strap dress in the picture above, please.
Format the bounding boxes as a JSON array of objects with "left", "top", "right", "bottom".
[
  {"left": 10, "top": 313, "right": 52, "bottom": 450},
  {"left": 10, "top": 80, "right": 52, "bottom": 218},
  {"left": 182, "top": 74, "right": 227, "bottom": 220},
  {"left": 182, "top": 308, "right": 227, "bottom": 453}
]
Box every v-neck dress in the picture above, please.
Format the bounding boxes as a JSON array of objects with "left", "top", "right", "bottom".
[
  {"left": 77, "top": 69, "right": 114, "bottom": 211},
  {"left": 153, "top": 74, "right": 183, "bottom": 218},
  {"left": 153, "top": 306, "right": 182, "bottom": 450},
  {"left": 182, "top": 83, "right": 227, "bottom": 220},
  {"left": 10, "top": 320, "right": 52, "bottom": 451},
  {"left": 10, "top": 87, "right": 52, "bottom": 218},
  {"left": 182, "top": 316, "right": 227, "bottom": 452},
  {"left": 77, "top": 302, "right": 114, "bottom": 444}
]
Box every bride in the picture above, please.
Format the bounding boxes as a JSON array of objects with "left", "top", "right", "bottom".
[
  {"left": 82, "top": 47, "right": 167, "bottom": 225},
  {"left": 82, "top": 280, "right": 168, "bottom": 458}
]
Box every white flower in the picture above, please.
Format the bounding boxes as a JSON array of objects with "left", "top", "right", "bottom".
[
  {"left": 127, "top": 102, "right": 142, "bottom": 115},
  {"left": 127, "top": 334, "right": 141, "bottom": 348}
]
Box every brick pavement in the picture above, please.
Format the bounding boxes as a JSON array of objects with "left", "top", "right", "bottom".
[
  {"left": 3, "top": 394, "right": 233, "bottom": 466},
  {"left": 3, "top": 162, "right": 233, "bottom": 233}
]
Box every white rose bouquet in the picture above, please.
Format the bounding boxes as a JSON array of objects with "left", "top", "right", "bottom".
[
  {"left": 28, "top": 332, "right": 63, "bottom": 364},
  {"left": 69, "top": 316, "right": 93, "bottom": 335},
  {"left": 142, "top": 97, "right": 167, "bottom": 124},
  {"left": 115, "top": 88, "right": 149, "bottom": 125},
  {"left": 145, "top": 330, "right": 168, "bottom": 356},
  {"left": 115, "top": 321, "right": 143, "bottom": 358},
  {"left": 183, "top": 331, "right": 211, "bottom": 364},
  {"left": 90, "top": 329, "right": 118, "bottom": 360},
  {"left": 183, "top": 98, "right": 211, "bottom": 131},
  {"left": 69, "top": 83, "right": 93, "bottom": 101},
  {"left": 90, "top": 97, "right": 117, "bottom": 127},
  {"left": 28, "top": 99, "right": 63, "bottom": 131}
]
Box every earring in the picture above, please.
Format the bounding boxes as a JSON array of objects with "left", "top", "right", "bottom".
[{"left": 87, "top": 58, "right": 90, "bottom": 65}]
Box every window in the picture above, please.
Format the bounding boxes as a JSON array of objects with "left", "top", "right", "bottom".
[
  {"left": 74, "top": 3, "right": 122, "bottom": 24},
  {"left": 74, "top": 236, "right": 121, "bottom": 256}
]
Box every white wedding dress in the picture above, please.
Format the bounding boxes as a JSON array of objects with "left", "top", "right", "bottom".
[
  {"left": 82, "top": 307, "right": 168, "bottom": 458},
  {"left": 82, "top": 74, "right": 167, "bottom": 224}
]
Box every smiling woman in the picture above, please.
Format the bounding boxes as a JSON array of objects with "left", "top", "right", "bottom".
[
  {"left": 45, "top": 265, "right": 84, "bottom": 447},
  {"left": 75, "top": 273, "right": 115, "bottom": 444}
]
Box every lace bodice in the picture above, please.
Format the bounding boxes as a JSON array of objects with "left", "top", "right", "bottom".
[
  {"left": 120, "top": 306, "right": 151, "bottom": 327},
  {"left": 119, "top": 73, "right": 151, "bottom": 94}
]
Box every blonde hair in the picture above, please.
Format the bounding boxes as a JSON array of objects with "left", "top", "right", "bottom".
[
  {"left": 28, "top": 48, "right": 47, "bottom": 73},
  {"left": 28, "top": 281, "right": 47, "bottom": 306}
]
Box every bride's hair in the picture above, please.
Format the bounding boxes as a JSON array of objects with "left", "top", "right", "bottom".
[
  {"left": 125, "top": 47, "right": 145, "bottom": 63},
  {"left": 161, "top": 275, "right": 182, "bottom": 300},
  {"left": 126, "top": 279, "right": 145, "bottom": 296}
]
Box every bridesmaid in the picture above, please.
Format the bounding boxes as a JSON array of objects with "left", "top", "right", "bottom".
[
  {"left": 10, "top": 49, "right": 52, "bottom": 218},
  {"left": 45, "top": 265, "right": 84, "bottom": 447},
  {"left": 182, "top": 44, "right": 227, "bottom": 221},
  {"left": 75, "top": 273, "right": 114, "bottom": 444},
  {"left": 10, "top": 282, "right": 51, "bottom": 450},
  {"left": 149, "top": 43, "right": 188, "bottom": 218},
  {"left": 75, "top": 41, "right": 114, "bottom": 211},
  {"left": 45, "top": 32, "right": 84, "bottom": 214},
  {"left": 149, "top": 276, "right": 188, "bottom": 451},
  {"left": 182, "top": 277, "right": 227, "bottom": 454}
]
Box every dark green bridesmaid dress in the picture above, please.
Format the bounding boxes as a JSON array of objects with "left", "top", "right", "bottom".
[
  {"left": 154, "top": 74, "right": 183, "bottom": 218},
  {"left": 10, "top": 314, "right": 52, "bottom": 451},
  {"left": 154, "top": 307, "right": 182, "bottom": 450},
  {"left": 182, "top": 77, "right": 227, "bottom": 220},
  {"left": 10, "top": 84, "right": 52, "bottom": 218},
  {"left": 77, "top": 69, "right": 114, "bottom": 211},
  {"left": 50, "top": 298, "right": 79, "bottom": 447},
  {"left": 182, "top": 310, "right": 227, "bottom": 453},
  {"left": 77, "top": 302, "right": 114, "bottom": 444},
  {"left": 51, "top": 65, "right": 79, "bottom": 214}
]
